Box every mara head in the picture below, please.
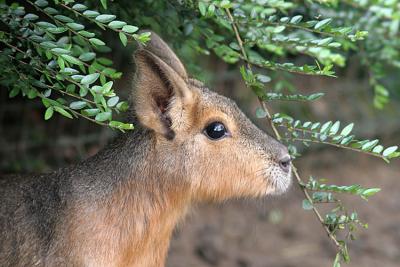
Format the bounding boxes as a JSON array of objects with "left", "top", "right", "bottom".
[{"left": 132, "top": 32, "right": 291, "bottom": 202}]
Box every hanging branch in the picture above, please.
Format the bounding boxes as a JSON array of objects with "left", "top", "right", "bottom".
[{"left": 224, "top": 7, "right": 343, "bottom": 251}]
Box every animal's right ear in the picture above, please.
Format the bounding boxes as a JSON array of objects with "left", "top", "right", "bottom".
[{"left": 133, "top": 49, "right": 193, "bottom": 140}]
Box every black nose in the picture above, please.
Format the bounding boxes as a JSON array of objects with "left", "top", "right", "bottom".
[{"left": 279, "top": 155, "right": 291, "bottom": 172}]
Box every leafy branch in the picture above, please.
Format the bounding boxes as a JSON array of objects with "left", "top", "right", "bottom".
[
  {"left": 225, "top": 3, "right": 343, "bottom": 251},
  {"left": 58, "top": 1, "right": 151, "bottom": 46},
  {"left": 0, "top": 1, "right": 141, "bottom": 130},
  {"left": 271, "top": 114, "right": 400, "bottom": 162},
  {"left": 220, "top": 2, "right": 397, "bottom": 265}
]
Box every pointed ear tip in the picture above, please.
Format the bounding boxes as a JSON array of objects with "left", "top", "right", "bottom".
[{"left": 133, "top": 31, "right": 188, "bottom": 79}]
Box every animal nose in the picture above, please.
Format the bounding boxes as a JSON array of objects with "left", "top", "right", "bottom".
[{"left": 278, "top": 154, "right": 291, "bottom": 173}]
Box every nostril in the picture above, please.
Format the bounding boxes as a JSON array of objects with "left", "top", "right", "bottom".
[{"left": 279, "top": 155, "right": 292, "bottom": 172}]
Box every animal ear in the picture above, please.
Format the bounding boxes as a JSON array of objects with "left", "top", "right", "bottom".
[
  {"left": 133, "top": 49, "right": 193, "bottom": 140},
  {"left": 140, "top": 31, "right": 188, "bottom": 79}
]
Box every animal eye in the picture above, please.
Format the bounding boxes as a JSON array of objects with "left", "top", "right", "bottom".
[{"left": 204, "top": 122, "right": 228, "bottom": 140}]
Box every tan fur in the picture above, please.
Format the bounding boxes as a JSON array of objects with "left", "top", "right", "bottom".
[
  {"left": 0, "top": 32, "right": 291, "bottom": 267},
  {"left": 65, "top": 33, "right": 290, "bottom": 266}
]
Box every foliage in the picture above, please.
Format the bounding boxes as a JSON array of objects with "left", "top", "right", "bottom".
[
  {"left": 192, "top": 1, "right": 398, "bottom": 265},
  {"left": 1, "top": 0, "right": 399, "bottom": 266},
  {"left": 0, "top": 0, "right": 150, "bottom": 130},
  {"left": 314, "top": 0, "right": 400, "bottom": 109}
]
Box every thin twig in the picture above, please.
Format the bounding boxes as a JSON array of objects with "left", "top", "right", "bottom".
[
  {"left": 281, "top": 137, "right": 386, "bottom": 160},
  {"left": 225, "top": 7, "right": 342, "bottom": 251}
]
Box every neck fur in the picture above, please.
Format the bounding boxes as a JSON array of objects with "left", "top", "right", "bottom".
[{"left": 60, "top": 127, "right": 192, "bottom": 267}]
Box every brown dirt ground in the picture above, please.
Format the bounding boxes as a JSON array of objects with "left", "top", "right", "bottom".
[{"left": 166, "top": 150, "right": 400, "bottom": 267}]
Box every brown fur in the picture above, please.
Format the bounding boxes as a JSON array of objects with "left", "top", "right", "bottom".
[{"left": 0, "top": 32, "right": 291, "bottom": 266}]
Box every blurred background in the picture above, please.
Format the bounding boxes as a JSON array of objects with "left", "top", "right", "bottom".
[{"left": 1, "top": 0, "right": 400, "bottom": 266}]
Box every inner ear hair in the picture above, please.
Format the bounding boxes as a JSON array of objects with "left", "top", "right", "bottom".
[{"left": 133, "top": 49, "right": 191, "bottom": 141}]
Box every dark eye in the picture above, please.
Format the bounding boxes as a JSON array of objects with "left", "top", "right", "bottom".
[{"left": 204, "top": 122, "right": 228, "bottom": 140}]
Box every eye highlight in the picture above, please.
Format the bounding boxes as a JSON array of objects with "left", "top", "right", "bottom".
[{"left": 203, "top": 122, "right": 229, "bottom": 140}]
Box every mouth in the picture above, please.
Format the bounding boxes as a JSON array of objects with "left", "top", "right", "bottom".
[{"left": 268, "top": 167, "right": 292, "bottom": 195}]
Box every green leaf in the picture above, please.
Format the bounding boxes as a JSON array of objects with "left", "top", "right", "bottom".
[
  {"left": 95, "top": 112, "right": 111, "bottom": 122},
  {"left": 220, "top": 0, "right": 231, "bottom": 8},
  {"left": 207, "top": 4, "right": 215, "bottom": 16},
  {"left": 362, "top": 188, "right": 381, "bottom": 198},
  {"left": 54, "top": 15, "right": 73, "bottom": 23},
  {"left": 69, "top": 101, "right": 87, "bottom": 110},
  {"left": 255, "top": 107, "right": 267, "bottom": 118},
  {"left": 81, "top": 73, "right": 100, "bottom": 85},
  {"left": 280, "top": 17, "right": 289, "bottom": 23},
  {"left": 82, "top": 10, "right": 100, "bottom": 18},
  {"left": 198, "top": 2, "right": 207, "bottom": 16},
  {"left": 308, "top": 93, "right": 324, "bottom": 100},
  {"left": 340, "top": 123, "right": 354, "bottom": 136},
  {"left": 273, "top": 25, "right": 285, "bottom": 33},
  {"left": 79, "top": 52, "right": 96, "bottom": 62},
  {"left": 108, "top": 20, "right": 127, "bottom": 29},
  {"left": 89, "top": 38, "right": 106, "bottom": 46},
  {"left": 302, "top": 199, "right": 313, "bottom": 210},
  {"left": 382, "top": 146, "right": 398, "bottom": 157},
  {"left": 66, "top": 23, "right": 85, "bottom": 31},
  {"left": 91, "top": 85, "right": 104, "bottom": 94},
  {"left": 311, "top": 122, "right": 320, "bottom": 130},
  {"left": 58, "top": 57, "right": 65, "bottom": 70},
  {"left": 97, "top": 57, "right": 113, "bottom": 66},
  {"left": 340, "top": 135, "right": 354, "bottom": 145},
  {"left": 34, "top": 0, "right": 48, "bottom": 7},
  {"left": 328, "top": 42, "right": 341, "bottom": 48},
  {"left": 119, "top": 32, "right": 128, "bottom": 46},
  {"left": 102, "top": 81, "right": 113, "bottom": 92},
  {"left": 24, "top": 13, "right": 39, "bottom": 21},
  {"left": 116, "top": 101, "right": 129, "bottom": 112},
  {"left": 361, "top": 139, "right": 379, "bottom": 151},
  {"left": 51, "top": 48, "right": 70, "bottom": 55},
  {"left": 333, "top": 252, "right": 341, "bottom": 267},
  {"left": 45, "top": 7, "right": 59, "bottom": 14},
  {"left": 36, "top": 21, "right": 56, "bottom": 29},
  {"left": 44, "top": 106, "right": 54, "bottom": 120},
  {"left": 388, "top": 152, "right": 400, "bottom": 159},
  {"left": 256, "top": 74, "right": 271, "bottom": 83},
  {"left": 320, "top": 121, "right": 332, "bottom": 133},
  {"left": 290, "top": 15, "right": 303, "bottom": 24},
  {"left": 100, "top": 0, "right": 107, "bottom": 9},
  {"left": 9, "top": 87, "right": 20, "bottom": 98},
  {"left": 329, "top": 121, "right": 340, "bottom": 135},
  {"left": 137, "top": 31, "right": 151, "bottom": 43},
  {"left": 107, "top": 96, "right": 119, "bottom": 107},
  {"left": 109, "top": 121, "right": 134, "bottom": 130},
  {"left": 372, "top": 145, "right": 384, "bottom": 154},
  {"left": 72, "top": 4, "right": 87, "bottom": 12},
  {"left": 54, "top": 106, "right": 73, "bottom": 119},
  {"left": 81, "top": 108, "right": 100, "bottom": 116},
  {"left": 61, "top": 54, "right": 82, "bottom": 65},
  {"left": 47, "top": 27, "right": 68, "bottom": 34},
  {"left": 79, "top": 31, "right": 95, "bottom": 38},
  {"left": 314, "top": 18, "right": 332, "bottom": 30},
  {"left": 95, "top": 14, "right": 116, "bottom": 23},
  {"left": 122, "top": 25, "right": 139, "bottom": 34},
  {"left": 40, "top": 41, "right": 57, "bottom": 49}
]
